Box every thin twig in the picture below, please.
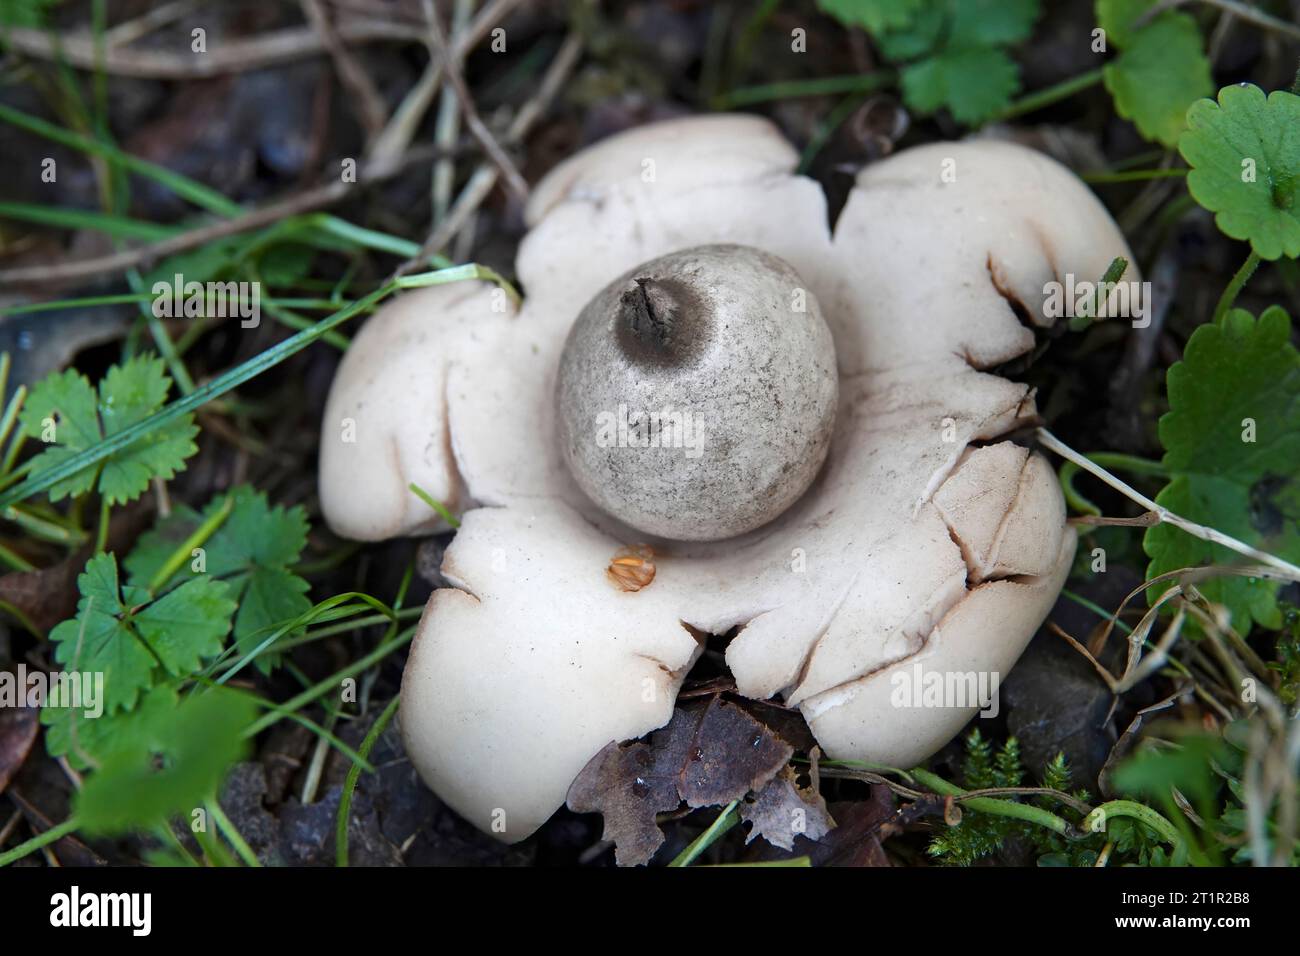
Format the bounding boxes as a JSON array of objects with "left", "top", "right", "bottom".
[
  {"left": 301, "top": 0, "right": 389, "bottom": 142},
  {"left": 1138, "top": 0, "right": 1300, "bottom": 42},
  {"left": 0, "top": 146, "right": 447, "bottom": 287},
  {"left": 433, "top": 0, "right": 475, "bottom": 223},
  {"left": 394, "top": 30, "right": 582, "bottom": 276},
  {"left": 0, "top": 19, "right": 426, "bottom": 78},
  {"left": 1047, "top": 621, "right": 1119, "bottom": 692},
  {"left": 1038, "top": 428, "right": 1300, "bottom": 580},
  {"left": 420, "top": 0, "right": 528, "bottom": 203},
  {"left": 366, "top": 0, "right": 524, "bottom": 171},
  {"left": 103, "top": 0, "right": 202, "bottom": 47}
]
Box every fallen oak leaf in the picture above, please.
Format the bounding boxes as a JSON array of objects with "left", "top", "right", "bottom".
[
  {"left": 566, "top": 696, "right": 795, "bottom": 865},
  {"left": 752, "top": 786, "right": 897, "bottom": 867},
  {"left": 740, "top": 764, "right": 836, "bottom": 850},
  {"left": 659, "top": 696, "right": 794, "bottom": 809},
  {"left": 566, "top": 739, "right": 681, "bottom": 867},
  {"left": 0, "top": 704, "right": 39, "bottom": 796}
]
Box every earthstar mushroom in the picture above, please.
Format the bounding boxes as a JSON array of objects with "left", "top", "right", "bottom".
[{"left": 318, "top": 115, "right": 1136, "bottom": 847}]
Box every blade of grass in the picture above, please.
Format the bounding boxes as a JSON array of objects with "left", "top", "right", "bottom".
[
  {"left": 714, "top": 71, "right": 892, "bottom": 109},
  {"left": 0, "top": 201, "right": 177, "bottom": 240},
  {"left": 0, "top": 102, "right": 242, "bottom": 216},
  {"left": 242, "top": 627, "right": 416, "bottom": 739},
  {"left": 0, "top": 262, "right": 516, "bottom": 512},
  {"left": 336, "top": 694, "right": 400, "bottom": 866},
  {"left": 668, "top": 800, "right": 740, "bottom": 866}
]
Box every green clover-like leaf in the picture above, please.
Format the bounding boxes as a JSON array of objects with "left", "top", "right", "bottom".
[
  {"left": 865, "top": 0, "right": 1039, "bottom": 124},
  {"left": 1179, "top": 84, "right": 1300, "bottom": 261},
  {"left": 1143, "top": 307, "right": 1300, "bottom": 632},
  {"left": 816, "top": 0, "right": 925, "bottom": 35},
  {"left": 125, "top": 485, "right": 312, "bottom": 673},
  {"left": 1101, "top": 11, "right": 1211, "bottom": 147},
  {"left": 18, "top": 355, "right": 199, "bottom": 506},
  {"left": 44, "top": 552, "right": 235, "bottom": 716},
  {"left": 73, "top": 685, "right": 256, "bottom": 836}
]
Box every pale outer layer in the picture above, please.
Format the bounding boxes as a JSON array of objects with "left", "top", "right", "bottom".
[{"left": 319, "top": 115, "right": 1137, "bottom": 841}]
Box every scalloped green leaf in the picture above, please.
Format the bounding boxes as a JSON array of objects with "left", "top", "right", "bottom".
[
  {"left": 1179, "top": 84, "right": 1300, "bottom": 261},
  {"left": 1143, "top": 307, "right": 1300, "bottom": 631},
  {"left": 18, "top": 355, "right": 199, "bottom": 505},
  {"left": 901, "top": 47, "right": 1020, "bottom": 125},
  {"left": 816, "top": 0, "right": 925, "bottom": 35},
  {"left": 73, "top": 686, "right": 256, "bottom": 836},
  {"left": 1101, "top": 7, "right": 1211, "bottom": 148},
  {"left": 873, "top": 0, "right": 1038, "bottom": 123}
]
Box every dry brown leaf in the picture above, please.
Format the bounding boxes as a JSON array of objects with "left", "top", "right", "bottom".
[
  {"left": 740, "top": 764, "right": 835, "bottom": 850},
  {"left": 566, "top": 695, "right": 794, "bottom": 865},
  {"left": 0, "top": 704, "right": 39, "bottom": 796}
]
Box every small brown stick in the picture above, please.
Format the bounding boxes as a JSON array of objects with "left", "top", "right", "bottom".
[
  {"left": 1069, "top": 512, "right": 1160, "bottom": 528},
  {"left": 1047, "top": 621, "right": 1119, "bottom": 692},
  {"left": 0, "top": 145, "right": 448, "bottom": 287},
  {"left": 103, "top": 0, "right": 203, "bottom": 47},
  {"left": 420, "top": 0, "right": 529, "bottom": 204},
  {"left": 393, "top": 30, "right": 582, "bottom": 277},
  {"left": 366, "top": 0, "right": 526, "bottom": 171},
  {"left": 1134, "top": 0, "right": 1300, "bottom": 42},
  {"left": 1039, "top": 428, "right": 1300, "bottom": 581},
  {"left": 326, "top": 0, "right": 426, "bottom": 22},
  {"left": 433, "top": 0, "right": 476, "bottom": 222},
  {"left": 301, "top": 0, "right": 389, "bottom": 142},
  {"left": 0, "top": 19, "right": 427, "bottom": 79}
]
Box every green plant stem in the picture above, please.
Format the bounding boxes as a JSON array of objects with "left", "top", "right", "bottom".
[
  {"left": 710, "top": 857, "right": 812, "bottom": 867},
  {"left": 714, "top": 71, "right": 893, "bottom": 108},
  {"left": 799, "top": 94, "right": 865, "bottom": 172},
  {"left": 0, "top": 542, "right": 35, "bottom": 572},
  {"left": 1058, "top": 451, "right": 1168, "bottom": 516},
  {"left": 135, "top": 271, "right": 196, "bottom": 395},
  {"left": 337, "top": 695, "right": 401, "bottom": 867},
  {"left": 0, "top": 201, "right": 175, "bottom": 240},
  {"left": 207, "top": 798, "right": 261, "bottom": 867},
  {"left": 996, "top": 67, "right": 1105, "bottom": 120},
  {"left": 1082, "top": 168, "right": 1188, "bottom": 184},
  {"left": 0, "top": 103, "right": 241, "bottom": 216},
  {"left": 213, "top": 592, "right": 397, "bottom": 685},
  {"left": 911, "top": 768, "right": 1076, "bottom": 836},
  {"left": 1068, "top": 256, "right": 1131, "bottom": 331},
  {"left": 260, "top": 297, "right": 350, "bottom": 350},
  {"left": 148, "top": 493, "right": 235, "bottom": 592},
  {"left": 0, "top": 276, "right": 401, "bottom": 512},
  {"left": 2, "top": 502, "right": 85, "bottom": 544},
  {"left": 0, "top": 815, "right": 80, "bottom": 867},
  {"left": 0, "top": 384, "right": 27, "bottom": 456},
  {"left": 242, "top": 628, "right": 414, "bottom": 739},
  {"left": 1060, "top": 588, "right": 1135, "bottom": 635},
  {"left": 94, "top": 495, "right": 110, "bottom": 553},
  {"left": 1212, "top": 250, "right": 1261, "bottom": 322},
  {"left": 152, "top": 822, "right": 200, "bottom": 866},
  {"left": 669, "top": 800, "right": 740, "bottom": 867},
  {"left": 1083, "top": 800, "right": 1187, "bottom": 864},
  {"left": 275, "top": 606, "right": 424, "bottom": 652}
]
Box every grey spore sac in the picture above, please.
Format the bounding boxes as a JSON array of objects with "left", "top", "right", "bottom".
[{"left": 556, "top": 243, "right": 838, "bottom": 541}]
